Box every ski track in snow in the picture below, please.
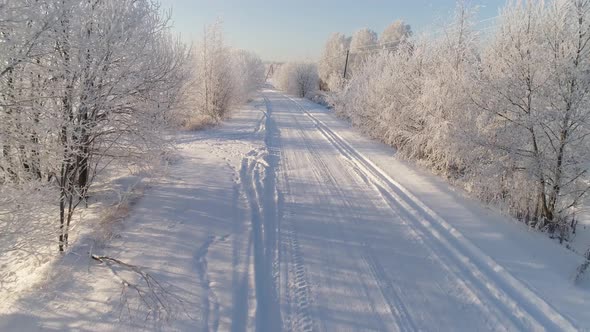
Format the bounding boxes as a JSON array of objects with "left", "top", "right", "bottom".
[
  {"left": 252, "top": 88, "right": 581, "bottom": 331},
  {"left": 290, "top": 96, "right": 576, "bottom": 331},
  {"left": 290, "top": 93, "right": 575, "bottom": 330}
]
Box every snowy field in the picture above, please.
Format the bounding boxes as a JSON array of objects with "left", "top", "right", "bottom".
[{"left": 1, "top": 88, "right": 589, "bottom": 331}]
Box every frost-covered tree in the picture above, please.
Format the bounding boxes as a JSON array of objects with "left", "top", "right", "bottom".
[
  {"left": 191, "top": 22, "right": 234, "bottom": 121},
  {"left": 47, "top": 0, "right": 190, "bottom": 250},
  {"left": 318, "top": 33, "right": 350, "bottom": 91},
  {"left": 471, "top": 1, "right": 550, "bottom": 225},
  {"left": 170, "top": 27, "right": 266, "bottom": 130},
  {"left": 472, "top": 0, "right": 590, "bottom": 238},
  {"left": 0, "top": 0, "right": 57, "bottom": 183},
  {"left": 274, "top": 62, "right": 319, "bottom": 98},
  {"left": 0, "top": 1, "right": 55, "bottom": 79},
  {"left": 410, "top": 2, "right": 479, "bottom": 173},
  {"left": 348, "top": 28, "right": 378, "bottom": 76},
  {"left": 541, "top": 0, "right": 590, "bottom": 233},
  {"left": 331, "top": 38, "right": 427, "bottom": 152},
  {"left": 231, "top": 49, "right": 266, "bottom": 104},
  {"left": 0, "top": 0, "right": 190, "bottom": 253},
  {"left": 379, "top": 20, "right": 412, "bottom": 47},
  {"left": 188, "top": 23, "right": 265, "bottom": 124},
  {"left": 350, "top": 28, "right": 378, "bottom": 50}
]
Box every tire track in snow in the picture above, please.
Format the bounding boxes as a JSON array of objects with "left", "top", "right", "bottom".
[
  {"left": 261, "top": 97, "right": 281, "bottom": 315},
  {"left": 276, "top": 172, "right": 316, "bottom": 332},
  {"left": 264, "top": 95, "right": 317, "bottom": 332},
  {"left": 287, "top": 108, "right": 404, "bottom": 331},
  {"left": 282, "top": 217, "right": 316, "bottom": 332},
  {"left": 288, "top": 96, "right": 578, "bottom": 331}
]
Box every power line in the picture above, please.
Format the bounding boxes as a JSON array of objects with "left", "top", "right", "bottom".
[
  {"left": 347, "top": 15, "right": 501, "bottom": 52},
  {"left": 351, "top": 39, "right": 405, "bottom": 51},
  {"left": 351, "top": 44, "right": 405, "bottom": 55},
  {"left": 318, "top": 15, "right": 501, "bottom": 64},
  {"left": 418, "top": 15, "right": 500, "bottom": 38},
  {"left": 319, "top": 44, "right": 396, "bottom": 63},
  {"left": 318, "top": 52, "right": 349, "bottom": 62}
]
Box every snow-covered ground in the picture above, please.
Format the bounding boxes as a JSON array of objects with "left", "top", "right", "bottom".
[{"left": 2, "top": 87, "right": 589, "bottom": 331}]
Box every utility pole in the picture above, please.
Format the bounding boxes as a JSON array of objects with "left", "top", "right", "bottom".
[
  {"left": 343, "top": 50, "right": 350, "bottom": 79},
  {"left": 265, "top": 63, "right": 274, "bottom": 81}
]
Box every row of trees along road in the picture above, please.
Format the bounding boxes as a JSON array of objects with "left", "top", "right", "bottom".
[
  {"left": 313, "top": 0, "right": 590, "bottom": 246},
  {"left": 273, "top": 21, "right": 412, "bottom": 99}
]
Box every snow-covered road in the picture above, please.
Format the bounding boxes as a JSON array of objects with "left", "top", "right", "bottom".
[
  {"left": 249, "top": 88, "right": 587, "bottom": 331},
  {"left": 3, "top": 87, "right": 588, "bottom": 331}
]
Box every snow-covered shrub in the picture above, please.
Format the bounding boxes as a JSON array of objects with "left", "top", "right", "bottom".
[{"left": 273, "top": 62, "right": 319, "bottom": 98}]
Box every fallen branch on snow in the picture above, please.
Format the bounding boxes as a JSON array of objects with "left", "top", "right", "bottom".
[{"left": 91, "top": 254, "right": 197, "bottom": 324}]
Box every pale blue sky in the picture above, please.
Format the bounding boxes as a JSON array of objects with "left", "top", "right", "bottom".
[{"left": 158, "top": 0, "right": 506, "bottom": 61}]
